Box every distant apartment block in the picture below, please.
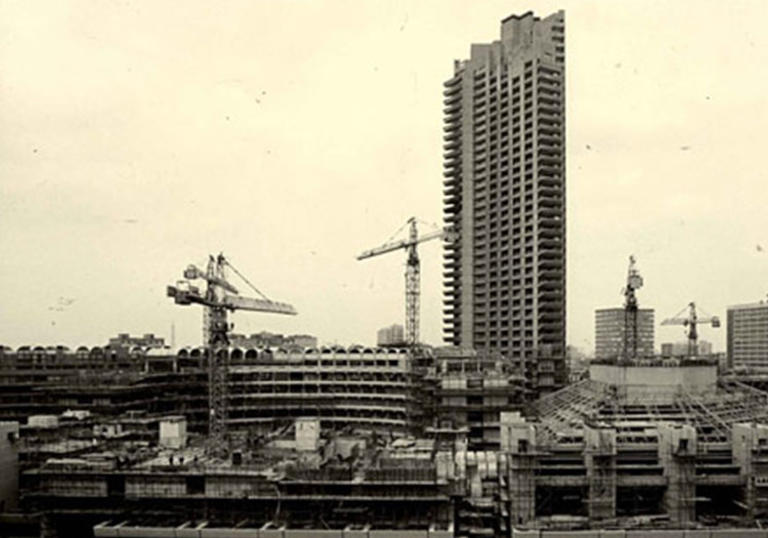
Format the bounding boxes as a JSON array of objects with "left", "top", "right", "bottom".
[
  {"left": 727, "top": 301, "right": 768, "bottom": 369},
  {"left": 595, "top": 308, "right": 655, "bottom": 360},
  {"left": 377, "top": 324, "right": 406, "bottom": 347},
  {"left": 442, "top": 11, "right": 566, "bottom": 395},
  {"left": 107, "top": 333, "right": 166, "bottom": 349},
  {"left": 661, "top": 340, "right": 713, "bottom": 358},
  {"left": 229, "top": 332, "right": 318, "bottom": 349}
]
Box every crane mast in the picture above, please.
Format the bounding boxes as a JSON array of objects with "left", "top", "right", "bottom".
[
  {"left": 405, "top": 221, "right": 420, "bottom": 346},
  {"left": 358, "top": 217, "right": 456, "bottom": 347},
  {"left": 661, "top": 302, "right": 720, "bottom": 359},
  {"left": 167, "top": 253, "right": 296, "bottom": 456},
  {"left": 622, "top": 255, "right": 643, "bottom": 361}
]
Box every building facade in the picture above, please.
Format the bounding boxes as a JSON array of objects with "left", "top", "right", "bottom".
[
  {"left": 595, "top": 307, "right": 655, "bottom": 360},
  {"left": 727, "top": 301, "right": 768, "bottom": 369},
  {"left": 661, "top": 340, "right": 713, "bottom": 358},
  {"left": 229, "top": 332, "right": 318, "bottom": 349},
  {"left": 377, "top": 324, "right": 406, "bottom": 347},
  {"left": 107, "top": 333, "right": 166, "bottom": 349},
  {"left": 442, "top": 11, "right": 566, "bottom": 395}
]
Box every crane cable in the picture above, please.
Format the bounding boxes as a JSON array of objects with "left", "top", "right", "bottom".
[
  {"left": 382, "top": 218, "right": 412, "bottom": 245},
  {"left": 223, "top": 258, "right": 270, "bottom": 301}
]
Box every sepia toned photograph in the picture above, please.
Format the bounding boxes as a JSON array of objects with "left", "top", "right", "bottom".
[{"left": 1, "top": 1, "right": 767, "bottom": 536}]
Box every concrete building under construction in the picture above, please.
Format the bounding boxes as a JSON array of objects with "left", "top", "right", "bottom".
[{"left": 5, "top": 342, "right": 768, "bottom": 536}]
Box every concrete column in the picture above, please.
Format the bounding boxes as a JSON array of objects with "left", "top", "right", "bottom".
[
  {"left": 584, "top": 426, "right": 616, "bottom": 522},
  {"left": 502, "top": 413, "right": 537, "bottom": 527},
  {"left": 508, "top": 453, "right": 536, "bottom": 526},
  {"left": 732, "top": 423, "right": 768, "bottom": 520},
  {"left": 658, "top": 423, "right": 697, "bottom": 525}
]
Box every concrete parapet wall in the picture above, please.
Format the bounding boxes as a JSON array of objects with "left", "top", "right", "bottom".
[{"left": 589, "top": 364, "right": 717, "bottom": 400}]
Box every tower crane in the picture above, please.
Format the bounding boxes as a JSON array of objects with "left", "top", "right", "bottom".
[
  {"left": 357, "top": 218, "right": 457, "bottom": 347},
  {"left": 167, "top": 253, "right": 296, "bottom": 455},
  {"left": 661, "top": 302, "right": 720, "bottom": 359},
  {"left": 621, "top": 255, "right": 644, "bottom": 361}
]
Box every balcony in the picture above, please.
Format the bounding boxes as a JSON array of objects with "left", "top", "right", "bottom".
[
  {"left": 538, "top": 196, "right": 561, "bottom": 208},
  {"left": 444, "top": 240, "right": 460, "bottom": 252},
  {"left": 539, "top": 174, "right": 561, "bottom": 187},
  {"left": 443, "top": 137, "right": 461, "bottom": 151},
  {"left": 443, "top": 102, "right": 461, "bottom": 115},
  {"left": 538, "top": 258, "right": 563, "bottom": 270},
  {"left": 443, "top": 183, "right": 460, "bottom": 196},
  {"left": 538, "top": 95, "right": 560, "bottom": 107},
  {"left": 443, "top": 114, "right": 461, "bottom": 127},
  {"left": 444, "top": 195, "right": 461, "bottom": 207},
  {"left": 538, "top": 125, "right": 560, "bottom": 137},
  {"left": 443, "top": 91, "right": 461, "bottom": 105},
  {"left": 444, "top": 155, "right": 462, "bottom": 168},
  {"left": 538, "top": 133, "right": 561, "bottom": 145},
  {"left": 443, "top": 75, "right": 461, "bottom": 88},
  {"left": 443, "top": 148, "right": 461, "bottom": 160},
  {"left": 538, "top": 154, "right": 561, "bottom": 166},
  {"left": 443, "top": 170, "right": 460, "bottom": 182},
  {"left": 443, "top": 259, "right": 460, "bottom": 270},
  {"left": 538, "top": 302, "right": 564, "bottom": 314},
  {"left": 538, "top": 225, "right": 562, "bottom": 237},
  {"left": 538, "top": 290, "right": 563, "bottom": 301},
  {"left": 538, "top": 235, "right": 562, "bottom": 247},
  {"left": 443, "top": 269, "right": 460, "bottom": 279},
  {"left": 443, "top": 130, "right": 460, "bottom": 143},
  {"left": 539, "top": 207, "right": 561, "bottom": 219}
]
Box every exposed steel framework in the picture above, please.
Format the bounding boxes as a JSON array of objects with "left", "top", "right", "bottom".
[
  {"left": 358, "top": 218, "right": 456, "bottom": 347},
  {"left": 167, "top": 253, "right": 296, "bottom": 455},
  {"left": 662, "top": 302, "right": 720, "bottom": 359},
  {"left": 621, "top": 255, "right": 644, "bottom": 361}
]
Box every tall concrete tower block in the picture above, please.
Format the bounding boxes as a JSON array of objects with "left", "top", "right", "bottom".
[{"left": 442, "top": 11, "right": 566, "bottom": 396}]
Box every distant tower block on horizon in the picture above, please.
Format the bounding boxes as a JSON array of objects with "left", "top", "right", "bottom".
[
  {"left": 377, "top": 324, "right": 406, "bottom": 347},
  {"left": 442, "top": 10, "right": 567, "bottom": 396}
]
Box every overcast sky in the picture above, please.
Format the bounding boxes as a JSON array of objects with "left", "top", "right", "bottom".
[{"left": 1, "top": 0, "right": 767, "bottom": 353}]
